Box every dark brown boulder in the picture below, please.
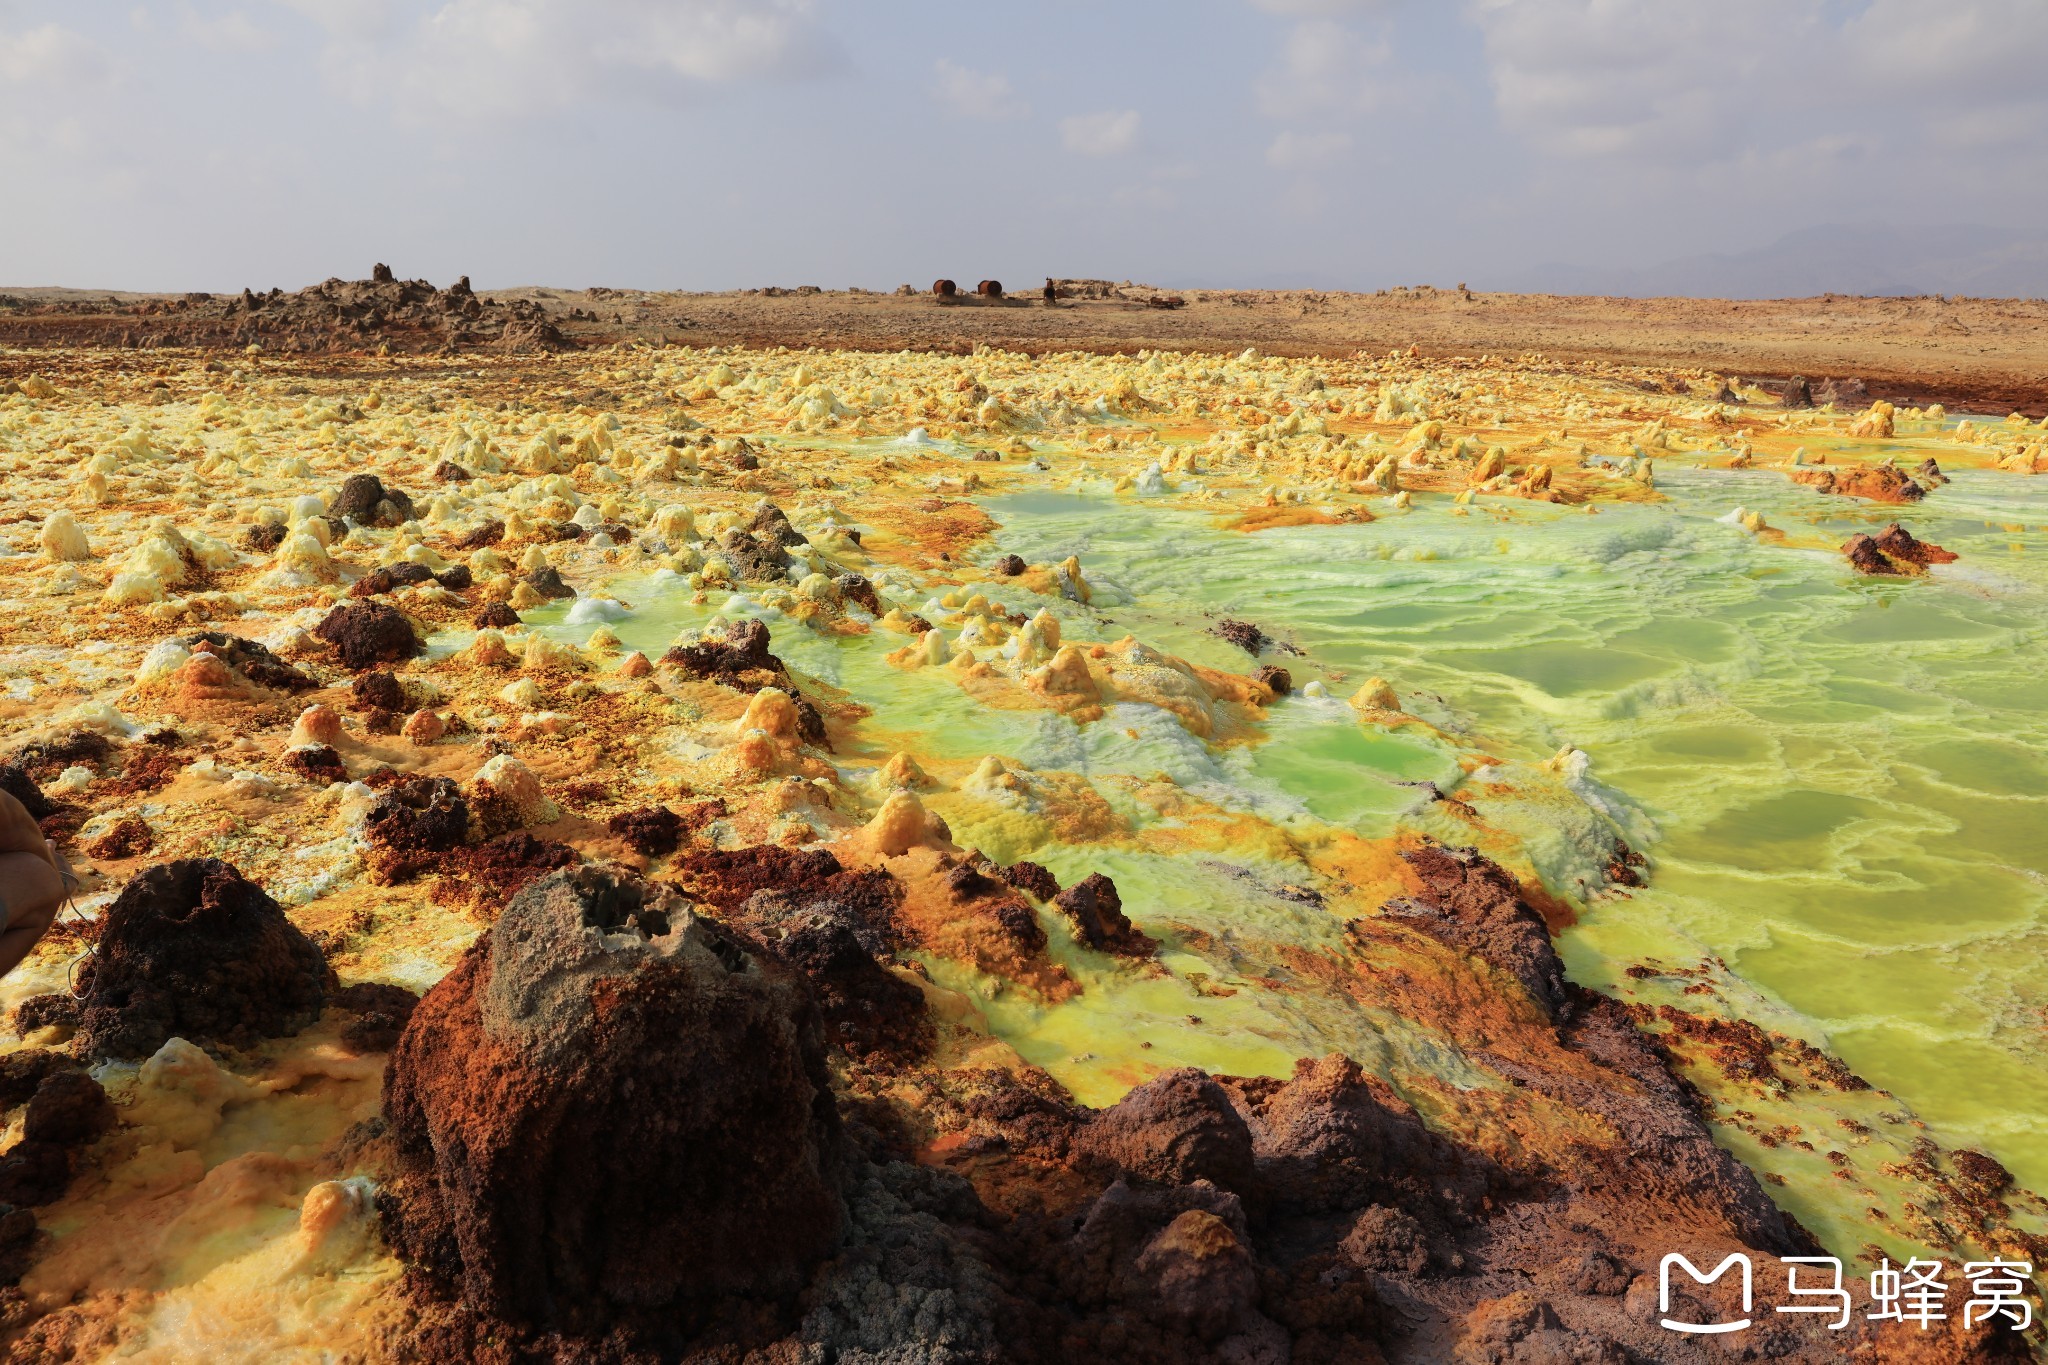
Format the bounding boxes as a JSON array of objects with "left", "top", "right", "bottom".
[
  {"left": 521, "top": 565, "right": 575, "bottom": 599},
  {"left": 1127, "top": 1208, "right": 1257, "bottom": 1340},
  {"left": 1054, "top": 872, "right": 1156, "bottom": 957},
  {"left": 1872, "top": 522, "right": 1958, "bottom": 567},
  {"left": 0, "top": 1205, "right": 35, "bottom": 1285},
  {"left": 381, "top": 866, "right": 846, "bottom": 1334},
  {"left": 607, "top": 805, "right": 686, "bottom": 856},
  {"left": 363, "top": 776, "right": 470, "bottom": 880},
  {"left": 315, "top": 602, "right": 423, "bottom": 670},
  {"left": 992, "top": 554, "right": 1027, "bottom": 577},
  {"left": 474, "top": 601, "right": 520, "bottom": 629},
  {"left": 0, "top": 1051, "right": 81, "bottom": 1109},
  {"left": 23, "top": 1071, "right": 113, "bottom": 1146},
  {"left": 1779, "top": 376, "right": 1813, "bottom": 408},
  {"left": 717, "top": 529, "right": 790, "bottom": 582},
  {"left": 662, "top": 617, "right": 788, "bottom": 692},
  {"left": 747, "top": 502, "right": 808, "bottom": 549},
  {"left": 282, "top": 744, "right": 348, "bottom": 785},
  {"left": 668, "top": 845, "right": 903, "bottom": 953},
  {"left": 349, "top": 670, "right": 406, "bottom": 712},
  {"left": 331, "top": 981, "right": 421, "bottom": 1052},
  {"left": 73, "top": 859, "right": 333, "bottom": 1060},
  {"left": 1238, "top": 1054, "right": 1498, "bottom": 1220},
  {"left": 1075, "top": 1067, "right": 1256, "bottom": 1193},
  {"left": 0, "top": 764, "right": 50, "bottom": 821},
  {"left": 768, "top": 907, "right": 930, "bottom": 1059},
  {"left": 349, "top": 562, "right": 435, "bottom": 597},
  {"left": 178, "top": 631, "right": 315, "bottom": 693},
  {"left": 1255, "top": 664, "right": 1292, "bottom": 696},
  {"left": 84, "top": 816, "right": 153, "bottom": 861},
  {"left": 1843, "top": 532, "right": 1898, "bottom": 575},
  {"left": 0, "top": 1140, "right": 69, "bottom": 1207},
  {"left": 1000, "top": 859, "right": 1061, "bottom": 902},
  {"left": 329, "top": 473, "right": 416, "bottom": 528},
  {"left": 452, "top": 519, "right": 504, "bottom": 550}
]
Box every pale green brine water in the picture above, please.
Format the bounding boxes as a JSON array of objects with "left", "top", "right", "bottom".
[{"left": 527, "top": 433, "right": 2046, "bottom": 1257}]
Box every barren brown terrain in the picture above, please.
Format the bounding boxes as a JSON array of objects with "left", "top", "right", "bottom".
[{"left": 5, "top": 274, "right": 2045, "bottom": 414}]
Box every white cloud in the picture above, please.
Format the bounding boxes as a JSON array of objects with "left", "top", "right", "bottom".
[
  {"left": 178, "top": 7, "right": 279, "bottom": 52},
  {"left": 1466, "top": 0, "right": 2048, "bottom": 161},
  {"left": 0, "top": 21, "right": 113, "bottom": 84},
  {"left": 286, "top": 0, "right": 840, "bottom": 120},
  {"left": 1266, "top": 129, "right": 1352, "bottom": 168},
  {"left": 1248, "top": 0, "right": 1383, "bottom": 13},
  {"left": 930, "top": 57, "right": 1026, "bottom": 120},
  {"left": 1060, "top": 107, "right": 1140, "bottom": 157},
  {"left": 1253, "top": 19, "right": 1390, "bottom": 119}
]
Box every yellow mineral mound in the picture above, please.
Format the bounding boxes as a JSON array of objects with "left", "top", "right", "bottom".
[
  {"left": 1028, "top": 644, "right": 1102, "bottom": 709},
  {"left": 1349, "top": 678, "right": 1399, "bottom": 712},
  {"left": 468, "top": 753, "right": 560, "bottom": 830},
  {"left": 1850, "top": 401, "right": 1896, "bottom": 438},
  {"left": 38, "top": 510, "right": 92, "bottom": 562},
  {"left": 739, "top": 687, "right": 800, "bottom": 741},
  {"left": 872, "top": 752, "right": 933, "bottom": 792},
  {"left": 867, "top": 790, "right": 938, "bottom": 856}
]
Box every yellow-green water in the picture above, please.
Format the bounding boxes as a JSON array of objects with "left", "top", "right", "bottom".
[
  {"left": 523, "top": 449, "right": 2047, "bottom": 1257},
  {"left": 973, "top": 471, "right": 2048, "bottom": 1196}
]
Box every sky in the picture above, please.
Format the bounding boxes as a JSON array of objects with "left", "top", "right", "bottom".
[{"left": 3, "top": 0, "right": 2046, "bottom": 294}]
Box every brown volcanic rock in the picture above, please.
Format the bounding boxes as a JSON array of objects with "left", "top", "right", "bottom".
[
  {"left": 666, "top": 844, "right": 901, "bottom": 949},
  {"left": 177, "top": 631, "right": 316, "bottom": 694},
  {"left": 22, "top": 1070, "right": 114, "bottom": 1147},
  {"left": 769, "top": 907, "right": 931, "bottom": 1060},
  {"left": 381, "top": 866, "right": 845, "bottom": 1334},
  {"left": 1874, "top": 521, "right": 1959, "bottom": 567},
  {"left": 662, "top": 617, "right": 789, "bottom": 692},
  {"left": 1844, "top": 532, "right": 1901, "bottom": 575},
  {"left": 1845, "top": 523, "right": 1957, "bottom": 576},
  {"left": 314, "top": 601, "right": 423, "bottom": 670},
  {"left": 73, "top": 859, "right": 333, "bottom": 1060},
  {"left": 329, "top": 473, "right": 416, "bottom": 528},
  {"left": 717, "top": 528, "right": 791, "bottom": 583},
  {"left": 16, "top": 271, "right": 573, "bottom": 355},
  {"left": 1384, "top": 843, "right": 1568, "bottom": 1017},
  {"left": 665, "top": 844, "right": 925, "bottom": 1057},
  {"left": 1075, "top": 1068, "right": 1255, "bottom": 1193},
  {"left": 1791, "top": 460, "right": 1926, "bottom": 503},
  {"left": 1128, "top": 1210, "right": 1259, "bottom": 1341},
  {"left": 330, "top": 981, "right": 421, "bottom": 1052},
  {"left": 1053, "top": 872, "right": 1157, "bottom": 957},
  {"left": 362, "top": 775, "right": 470, "bottom": 884},
  {"left": 0, "top": 764, "right": 51, "bottom": 822},
  {"left": 1235, "top": 1054, "right": 1501, "bottom": 1221},
  {"left": 606, "top": 804, "right": 687, "bottom": 856}
]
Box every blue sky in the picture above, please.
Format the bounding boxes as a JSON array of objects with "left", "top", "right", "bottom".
[{"left": 3, "top": 0, "right": 2044, "bottom": 293}]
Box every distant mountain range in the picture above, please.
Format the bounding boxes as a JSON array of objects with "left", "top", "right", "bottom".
[{"left": 1501, "top": 224, "right": 2048, "bottom": 300}]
